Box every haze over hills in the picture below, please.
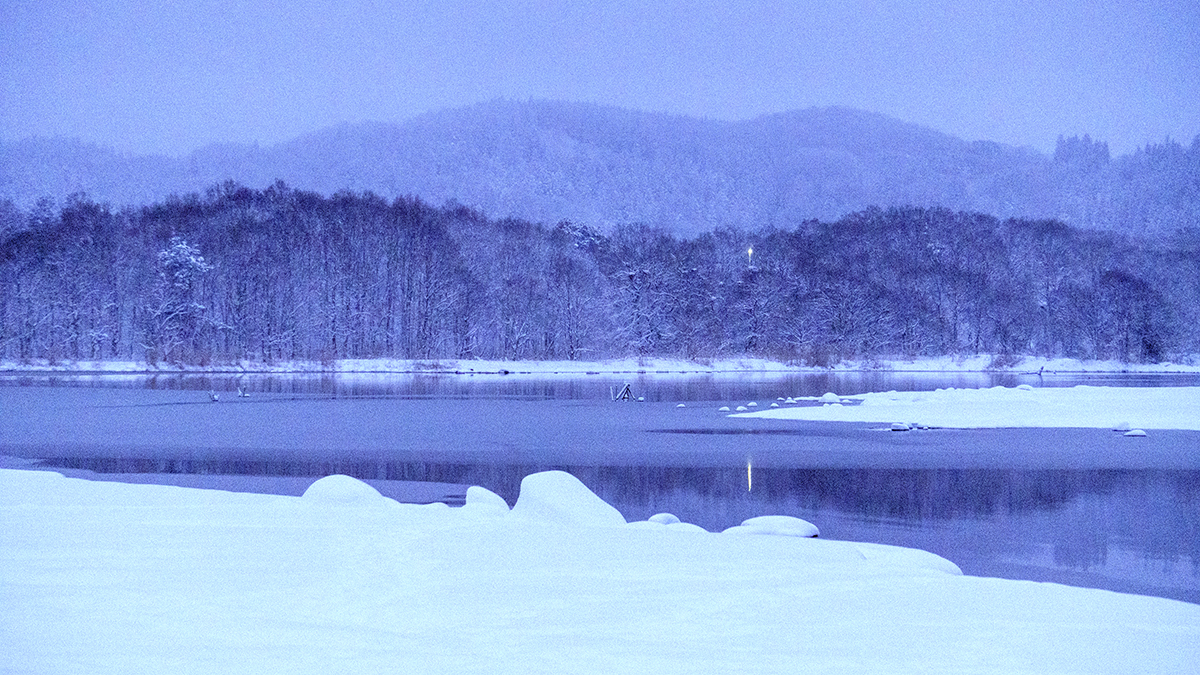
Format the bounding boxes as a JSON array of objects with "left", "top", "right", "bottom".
[{"left": 2, "top": 100, "right": 1197, "bottom": 237}]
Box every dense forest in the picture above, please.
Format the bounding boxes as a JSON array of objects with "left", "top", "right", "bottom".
[{"left": 1, "top": 182, "right": 1197, "bottom": 365}]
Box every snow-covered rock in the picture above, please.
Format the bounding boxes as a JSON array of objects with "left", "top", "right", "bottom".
[
  {"left": 819, "top": 392, "right": 841, "bottom": 403},
  {"left": 301, "top": 475, "right": 385, "bottom": 504},
  {"left": 510, "top": 471, "right": 626, "bottom": 527},
  {"left": 1124, "top": 429, "right": 1148, "bottom": 437},
  {"left": 723, "top": 515, "right": 820, "bottom": 538},
  {"left": 648, "top": 512, "right": 681, "bottom": 525}
]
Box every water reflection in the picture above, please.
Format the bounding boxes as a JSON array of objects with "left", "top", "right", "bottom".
[{"left": 12, "top": 369, "right": 1198, "bottom": 402}]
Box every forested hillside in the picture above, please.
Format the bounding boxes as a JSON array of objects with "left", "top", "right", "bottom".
[
  {"left": 2, "top": 184, "right": 1196, "bottom": 365},
  {"left": 3, "top": 101, "right": 1197, "bottom": 238}
]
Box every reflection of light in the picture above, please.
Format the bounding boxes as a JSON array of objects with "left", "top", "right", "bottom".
[{"left": 747, "top": 459, "right": 752, "bottom": 492}]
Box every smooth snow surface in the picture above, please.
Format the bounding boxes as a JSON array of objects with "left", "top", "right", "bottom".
[
  {"left": 3, "top": 468, "right": 1199, "bottom": 674},
  {"left": 737, "top": 385, "right": 1200, "bottom": 430}
]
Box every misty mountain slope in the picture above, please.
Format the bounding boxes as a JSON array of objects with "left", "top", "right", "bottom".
[{"left": 2, "top": 100, "right": 1195, "bottom": 236}]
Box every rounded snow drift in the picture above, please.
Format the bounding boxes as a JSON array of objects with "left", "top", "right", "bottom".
[
  {"left": 718, "top": 406, "right": 731, "bottom": 412},
  {"left": 890, "top": 422, "right": 911, "bottom": 432},
  {"left": 1113, "top": 421, "right": 1132, "bottom": 432},
  {"left": 1123, "top": 429, "right": 1148, "bottom": 437},
  {"left": 736, "top": 406, "right": 748, "bottom": 411},
  {"left": 648, "top": 512, "right": 681, "bottom": 525},
  {"left": 723, "top": 515, "right": 819, "bottom": 538},
  {"left": 818, "top": 392, "right": 841, "bottom": 404},
  {"left": 511, "top": 471, "right": 626, "bottom": 527},
  {"left": 747, "top": 401, "right": 758, "bottom": 407},
  {"left": 302, "top": 475, "right": 385, "bottom": 504}
]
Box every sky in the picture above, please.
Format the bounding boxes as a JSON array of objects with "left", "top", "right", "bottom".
[{"left": 1, "top": 0, "right": 1198, "bottom": 157}]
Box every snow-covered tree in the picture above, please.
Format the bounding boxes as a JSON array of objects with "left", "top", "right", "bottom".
[{"left": 146, "top": 237, "right": 214, "bottom": 363}]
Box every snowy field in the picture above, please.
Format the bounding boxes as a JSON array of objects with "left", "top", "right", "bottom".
[
  {"left": 3, "top": 467, "right": 1199, "bottom": 675},
  {"left": 736, "top": 384, "right": 1200, "bottom": 430}
]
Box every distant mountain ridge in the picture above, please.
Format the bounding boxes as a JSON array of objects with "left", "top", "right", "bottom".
[{"left": 2, "top": 100, "right": 1197, "bottom": 236}]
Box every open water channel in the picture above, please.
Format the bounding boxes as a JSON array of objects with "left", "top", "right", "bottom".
[{"left": 2, "top": 369, "right": 1198, "bottom": 604}]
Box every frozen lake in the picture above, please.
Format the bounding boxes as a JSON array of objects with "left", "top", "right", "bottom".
[{"left": 2, "top": 370, "right": 1198, "bottom": 604}]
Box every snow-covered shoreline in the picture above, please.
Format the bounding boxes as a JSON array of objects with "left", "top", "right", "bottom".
[
  {"left": 3, "top": 468, "right": 1198, "bottom": 674},
  {"left": 3, "top": 354, "right": 1200, "bottom": 375}
]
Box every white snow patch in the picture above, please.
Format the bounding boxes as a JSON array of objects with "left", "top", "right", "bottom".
[{"left": 736, "top": 385, "right": 1200, "bottom": 430}]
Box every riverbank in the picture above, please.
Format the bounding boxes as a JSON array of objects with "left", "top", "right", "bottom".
[
  {"left": 3, "top": 467, "right": 1198, "bottom": 674},
  {"left": 4, "top": 354, "right": 1200, "bottom": 375}
]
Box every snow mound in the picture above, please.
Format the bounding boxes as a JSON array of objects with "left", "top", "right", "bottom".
[
  {"left": 819, "top": 392, "right": 841, "bottom": 403},
  {"left": 301, "top": 475, "right": 385, "bottom": 504},
  {"left": 510, "top": 471, "right": 626, "bottom": 527},
  {"left": 629, "top": 515, "right": 708, "bottom": 534},
  {"left": 723, "top": 515, "right": 819, "bottom": 538},
  {"left": 1124, "top": 429, "right": 1148, "bottom": 437},
  {"left": 461, "top": 485, "right": 510, "bottom": 516}
]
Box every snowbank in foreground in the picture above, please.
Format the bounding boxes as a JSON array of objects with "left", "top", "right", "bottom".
[
  {"left": 3, "top": 354, "right": 1199, "bottom": 374},
  {"left": 2, "top": 469, "right": 1197, "bottom": 674},
  {"left": 737, "top": 384, "right": 1200, "bottom": 430}
]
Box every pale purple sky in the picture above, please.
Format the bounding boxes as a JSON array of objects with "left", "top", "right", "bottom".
[{"left": 2, "top": 0, "right": 1197, "bottom": 157}]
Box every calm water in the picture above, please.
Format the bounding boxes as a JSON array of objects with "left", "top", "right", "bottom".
[{"left": 2, "top": 370, "right": 1198, "bottom": 604}]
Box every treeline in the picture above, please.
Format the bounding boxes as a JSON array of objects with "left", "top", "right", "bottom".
[{"left": 1, "top": 182, "right": 1197, "bottom": 365}]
